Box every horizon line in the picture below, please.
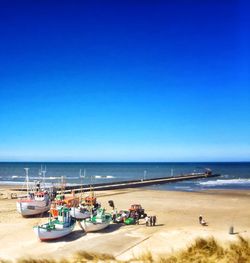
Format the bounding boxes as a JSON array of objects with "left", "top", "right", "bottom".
[{"left": 0, "top": 160, "right": 249, "bottom": 163}]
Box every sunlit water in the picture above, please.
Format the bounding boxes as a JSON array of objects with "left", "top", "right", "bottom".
[{"left": 0, "top": 162, "right": 249, "bottom": 192}]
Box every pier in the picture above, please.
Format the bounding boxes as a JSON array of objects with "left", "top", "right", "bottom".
[
  {"left": 11, "top": 171, "right": 221, "bottom": 194},
  {"left": 57, "top": 172, "right": 220, "bottom": 194}
]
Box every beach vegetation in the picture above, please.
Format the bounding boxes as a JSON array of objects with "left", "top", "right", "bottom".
[
  {"left": 17, "top": 259, "right": 57, "bottom": 263},
  {"left": 3, "top": 236, "right": 250, "bottom": 263},
  {"left": 0, "top": 259, "right": 12, "bottom": 263},
  {"left": 73, "top": 251, "right": 115, "bottom": 262},
  {"left": 133, "top": 249, "right": 153, "bottom": 262},
  {"left": 158, "top": 236, "right": 250, "bottom": 263}
]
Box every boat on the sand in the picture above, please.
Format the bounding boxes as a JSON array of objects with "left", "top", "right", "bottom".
[
  {"left": 79, "top": 207, "right": 112, "bottom": 232},
  {"left": 69, "top": 194, "right": 97, "bottom": 220},
  {"left": 70, "top": 206, "right": 91, "bottom": 220},
  {"left": 33, "top": 207, "right": 76, "bottom": 241},
  {"left": 17, "top": 190, "right": 51, "bottom": 216},
  {"left": 16, "top": 168, "right": 51, "bottom": 216}
]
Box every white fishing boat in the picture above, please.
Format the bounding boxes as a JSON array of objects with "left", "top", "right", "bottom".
[
  {"left": 70, "top": 206, "right": 91, "bottom": 220},
  {"left": 16, "top": 190, "right": 51, "bottom": 216},
  {"left": 70, "top": 169, "right": 91, "bottom": 220},
  {"left": 80, "top": 207, "right": 112, "bottom": 232},
  {"left": 16, "top": 167, "right": 52, "bottom": 216},
  {"left": 33, "top": 207, "right": 76, "bottom": 241}
]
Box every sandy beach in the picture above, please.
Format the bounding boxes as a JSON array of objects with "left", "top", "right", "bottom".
[{"left": 0, "top": 187, "right": 250, "bottom": 262}]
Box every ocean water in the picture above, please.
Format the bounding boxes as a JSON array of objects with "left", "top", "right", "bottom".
[{"left": 0, "top": 162, "right": 250, "bottom": 192}]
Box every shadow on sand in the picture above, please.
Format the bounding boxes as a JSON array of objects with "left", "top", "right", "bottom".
[
  {"left": 23, "top": 211, "right": 50, "bottom": 219},
  {"left": 141, "top": 223, "right": 165, "bottom": 227},
  {"left": 230, "top": 230, "right": 247, "bottom": 235},
  {"left": 91, "top": 223, "right": 123, "bottom": 234},
  {"left": 43, "top": 230, "right": 86, "bottom": 243}
]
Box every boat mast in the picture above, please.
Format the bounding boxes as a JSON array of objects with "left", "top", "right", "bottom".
[
  {"left": 41, "top": 166, "right": 47, "bottom": 190},
  {"left": 90, "top": 174, "right": 94, "bottom": 199},
  {"left": 61, "top": 176, "right": 65, "bottom": 195},
  {"left": 79, "top": 169, "right": 85, "bottom": 202},
  {"left": 24, "top": 168, "right": 29, "bottom": 197}
]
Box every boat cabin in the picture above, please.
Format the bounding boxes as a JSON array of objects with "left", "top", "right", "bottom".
[
  {"left": 34, "top": 191, "right": 48, "bottom": 201},
  {"left": 84, "top": 196, "right": 97, "bottom": 206}
]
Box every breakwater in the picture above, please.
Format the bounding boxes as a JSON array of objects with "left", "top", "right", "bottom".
[{"left": 57, "top": 172, "right": 220, "bottom": 193}]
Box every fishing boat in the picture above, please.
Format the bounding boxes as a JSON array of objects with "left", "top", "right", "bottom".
[
  {"left": 33, "top": 206, "right": 76, "bottom": 241},
  {"left": 17, "top": 190, "right": 51, "bottom": 216},
  {"left": 54, "top": 193, "right": 79, "bottom": 207},
  {"left": 53, "top": 175, "right": 80, "bottom": 208},
  {"left": 70, "top": 206, "right": 91, "bottom": 220},
  {"left": 70, "top": 169, "right": 93, "bottom": 220},
  {"left": 80, "top": 207, "right": 112, "bottom": 232},
  {"left": 69, "top": 195, "right": 96, "bottom": 220},
  {"left": 16, "top": 168, "right": 52, "bottom": 216}
]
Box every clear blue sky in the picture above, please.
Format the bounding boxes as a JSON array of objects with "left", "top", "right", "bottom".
[{"left": 0, "top": 1, "right": 249, "bottom": 162}]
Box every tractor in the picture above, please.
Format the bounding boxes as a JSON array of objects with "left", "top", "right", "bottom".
[{"left": 129, "top": 204, "right": 147, "bottom": 219}]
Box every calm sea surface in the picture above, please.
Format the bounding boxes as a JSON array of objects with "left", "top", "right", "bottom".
[{"left": 0, "top": 162, "right": 250, "bottom": 191}]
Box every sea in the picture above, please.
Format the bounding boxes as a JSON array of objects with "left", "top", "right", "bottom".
[{"left": 0, "top": 162, "right": 250, "bottom": 192}]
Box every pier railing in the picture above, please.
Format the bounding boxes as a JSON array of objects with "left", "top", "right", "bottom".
[
  {"left": 11, "top": 172, "right": 220, "bottom": 194},
  {"left": 56, "top": 172, "right": 220, "bottom": 194}
]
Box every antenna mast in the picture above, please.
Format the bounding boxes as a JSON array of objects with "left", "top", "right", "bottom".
[
  {"left": 24, "top": 168, "right": 29, "bottom": 197},
  {"left": 41, "top": 167, "right": 47, "bottom": 189}
]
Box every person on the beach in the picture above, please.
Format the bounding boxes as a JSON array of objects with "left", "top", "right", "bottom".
[
  {"left": 152, "top": 215, "right": 156, "bottom": 226},
  {"left": 150, "top": 216, "right": 153, "bottom": 226},
  {"left": 145, "top": 216, "right": 149, "bottom": 226},
  {"left": 199, "top": 215, "right": 207, "bottom": 226}
]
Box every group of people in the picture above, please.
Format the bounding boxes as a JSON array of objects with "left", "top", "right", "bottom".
[{"left": 145, "top": 215, "right": 157, "bottom": 226}]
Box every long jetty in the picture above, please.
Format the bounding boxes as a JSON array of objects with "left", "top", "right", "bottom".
[{"left": 56, "top": 172, "right": 220, "bottom": 194}]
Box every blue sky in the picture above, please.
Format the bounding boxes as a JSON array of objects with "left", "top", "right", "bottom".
[{"left": 0, "top": 1, "right": 249, "bottom": 162}]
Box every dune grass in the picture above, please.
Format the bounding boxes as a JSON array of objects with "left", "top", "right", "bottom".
[
  {"left": 158, "top": 236, "right": 250, "bottom": 263},
  {"left": 1, "top": 236, "right": 250, "bottom": 263},
  {"left": 14, "top": 252, "right": 115, "bottom": 263},
  {"left": 73, "top": 251, "right": 115, "bottom": 262}
]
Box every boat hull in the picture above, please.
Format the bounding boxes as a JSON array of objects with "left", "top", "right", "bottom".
[
  {"left": 70, "top": 207, "right": 91, "bottom": 220},
  {"left": 33, "top": 221, "right": 76, "bottom": 241},
  {"left": 80, "top": 219, "right": 110, "bottom": 232},
  {"left": 16, "top": 199, "right": 51, "bottom": 216}
]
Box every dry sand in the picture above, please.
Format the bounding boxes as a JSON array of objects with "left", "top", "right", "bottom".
[{"left": 0, "top": 186, "right": 250, "bottom": 262}]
